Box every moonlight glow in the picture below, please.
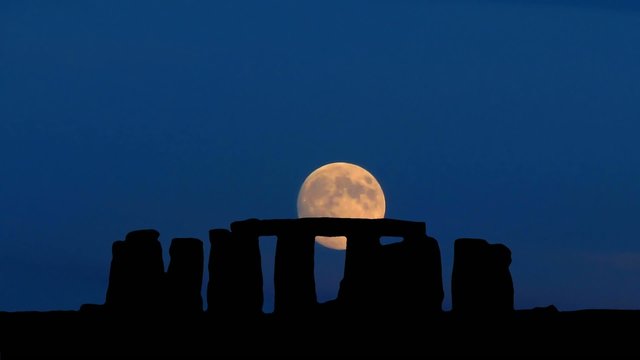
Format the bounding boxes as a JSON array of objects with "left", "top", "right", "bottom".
[{"left": 297, "top": 162, "right": 386, "bottom": 250}]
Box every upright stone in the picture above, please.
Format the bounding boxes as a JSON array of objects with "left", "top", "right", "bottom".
[
  {"left": 452, "top": 238, "right": 514, "bottom": 314},
  {"left": 166, "top": 238, "right": 204, "bottom": 314},
  {"left": 208, "top": 228, "right": 263, "bottom": 317},
  {"left": 274, "top": 231, "right": 317, "bottom": 315},
  {"left": 420, "top": 235, "right": 445, "bottom": 313},
  {"left": 337, "top": 230, "right": 382, "bottom": 313},
  {"left": 377, "top": 234, "right": 444, "bottom": 315},
  {"left": 489, "top": 243, "right": 514, "bottom": 311},
  {"left": 105, "top": 240, "right": 127, "bottom": 308},
  {"left": 105, "top": 229, "right": 165, "bottom": 312}
]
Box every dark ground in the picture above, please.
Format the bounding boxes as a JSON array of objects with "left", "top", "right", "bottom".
[{"left": 1, "top": 307, "right": 639, "bottom": 357}]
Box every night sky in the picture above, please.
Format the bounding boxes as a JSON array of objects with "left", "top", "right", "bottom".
[{"left": 2, "top": 1, "right": 640, "bottom": 312}]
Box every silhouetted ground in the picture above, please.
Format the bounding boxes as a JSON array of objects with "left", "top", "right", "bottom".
[{"left": 1, "top": 307, "right": 639, "bottom": 357}]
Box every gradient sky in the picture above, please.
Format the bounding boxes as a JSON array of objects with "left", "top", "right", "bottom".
[{"left": 2, "top": 0, "right": 640, "bottom": 312}]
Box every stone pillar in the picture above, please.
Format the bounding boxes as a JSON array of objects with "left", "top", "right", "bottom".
[
  {"left": 105, "top": 240, "right": 127, "bottom": 308},
  {"left": 337, "top": 231, "right": 381, "bottom": 313},
  {"left": 489, "top": 243, "right": 514, "bottom": 311},
  {"left": 412, "top": 235, "right": 444, "bottom": 313},
  {"left": 452, "top": 238, "right": 514, "bottom": 314},
  {"left": 208, "top": 228, "right": 263, "bottom": 317},
  {"left": 105, "top": 229, "right": 165, "bottom": 312},
  {"left": 273, "top": 231, "right": 317, "bottom": 315},
  {"left": 166, "top": 238, "right": 204, "bottom": 314},
  {"left": 378, "top": 234, "right": 444, "bottom": 315}
]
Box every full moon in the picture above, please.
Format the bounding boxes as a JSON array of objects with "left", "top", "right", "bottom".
[{"left": 297, "top": 162, "right": 386, "bottom": 250}]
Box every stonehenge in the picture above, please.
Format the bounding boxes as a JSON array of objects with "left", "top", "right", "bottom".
[{"left": 99, "top": 218, "right": 512, "bottom": 317}]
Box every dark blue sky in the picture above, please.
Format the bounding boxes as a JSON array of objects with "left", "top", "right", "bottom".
[{"left": 2, "top": 0, "right": 640, "bottom": 312}]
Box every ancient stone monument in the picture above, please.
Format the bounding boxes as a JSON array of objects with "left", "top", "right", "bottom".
[
  {"left": 166, "top": 237, "right": 204, "bottom": 313},
  {"left": 208, "top": 218, "right": 444, "bottom": 318},
  {"left": 99, "top": 219, "right": 514, "bottom": 320},
  {"left": 451, "top": 238, "right": 514, "bottom": 314},
  {"left": 105, "top": 229, "right": 165, "bottom": 312},
  {"left": 207, "top": 228, "right": 264, "bottom": 318}
]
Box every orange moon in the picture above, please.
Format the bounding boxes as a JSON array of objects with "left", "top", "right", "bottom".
[{"left": 296, "top": 162, "right": 386, "bottom": 250}]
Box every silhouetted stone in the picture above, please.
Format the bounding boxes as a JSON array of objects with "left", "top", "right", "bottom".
[
  {"left": 104, "top": 240, "right": 127, "bottom": 308},
  {"left": 79, "top": 303, "right": 103, "bottom": 313},
  {"left": 379, "top": 235, "right": 444, "bottom": 315},
  {"left": 338, "top": 232, "right": 381, "bottom": 314},
  {"left": 166, "top": 238, "right": 204, "bottom": 314},
  {"left": 15, "top": 217, "right": 640, "bottom": 357},
  {"left": 274, "top": 231, "right": 317, "bottom": 315},
  {"left": 104, "top": 229, "right": 165, "bottom": 312},
  {"left": 490, "top": 243, "right": 514, "bottom": 310},
  {"left": 338, "top": 233, "right": 444, "bottom": 317},
  {"left": 228, "top": 218, "right": 435, "bottom": 318},
  {"left": 237, "top": 217, "right": 425, "bottom": 238},
  {"left": 208, "top": 228, "right": 263, "bottom": 317},
  {"left": 451, "top": 238, "right": 514, "bottom": 314},
  {"left": 533, "top": 304, "right": 559, "bottom": 313}
]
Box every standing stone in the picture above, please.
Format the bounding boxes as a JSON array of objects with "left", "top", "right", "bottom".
[
  {"left": 105, "top": 229, "right": 165, "bottom": 312},
  {"left": 208, "top": 228, "right": 263, "bottom": 317},
  {"left": 452, "top": 238, "right": 514, "bottom": 314},
  {"left": 166, "top": 238, "right": 204, "bottom": 314},
  {"left": 378, "top": 235, "right": 444, "bottom": 315},
  {"left": 337, "top": 231, "right": 382, "bottom": 314},
  {"left": 105, "top": 240, "right": 127, "bottom": 308},
  {"left": 489, "top": 243, "right": 514, "bottom": 311},
  {"left": 274, "top": 231, "right": 317, "bottom": 315}
]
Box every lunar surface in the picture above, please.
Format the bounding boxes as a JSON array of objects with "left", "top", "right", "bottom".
[{"left": 297, "top": 162, "right": 386, "bottom": 250}]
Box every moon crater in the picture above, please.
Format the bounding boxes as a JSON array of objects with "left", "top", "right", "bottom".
[{"left": 297, "top": 162, "right": 386, "bottom": 250}]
